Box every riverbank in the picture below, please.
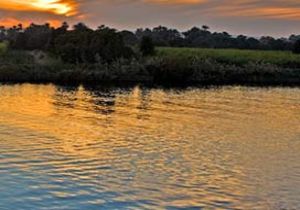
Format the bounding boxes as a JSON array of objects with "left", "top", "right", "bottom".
[{"left": 0, "top": 49, "right": 299, "bottom": 86}]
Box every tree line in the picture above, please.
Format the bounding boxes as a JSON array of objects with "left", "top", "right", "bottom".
[
  {"left": 0, "top": 23, "right": 136, "bottom": 63},
  {"left": 0, "top": 22, "right": 300, "bottom": 64},
  {"left": 134, "top": 25, "right": 300, "bottom": 51}
]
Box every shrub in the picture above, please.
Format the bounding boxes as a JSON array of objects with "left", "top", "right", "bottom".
[
  {"left": 140, "top": 36, "right": 155, "bottom": 56},
  {"left": 293, "top": 40, "right": 300, "bottom": 54},
  {"left": 0, "top": 42, "right": 8, "bottom": 55}
]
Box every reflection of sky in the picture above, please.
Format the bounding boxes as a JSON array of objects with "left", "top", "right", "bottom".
[
  {"left": 0, "top": 84, "right": 299, "bottom": 209},
  {"left": 1, "top": 0, "right": 300, "bottom": 36}
]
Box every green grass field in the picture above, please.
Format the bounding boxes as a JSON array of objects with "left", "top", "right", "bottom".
[{"left": 157, "top": 47, "right": 300, "bottom": 67}]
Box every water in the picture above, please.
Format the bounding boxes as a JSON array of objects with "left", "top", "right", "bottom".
[{"left": 0, "top": 84, "right": 299, "bottom": 210}]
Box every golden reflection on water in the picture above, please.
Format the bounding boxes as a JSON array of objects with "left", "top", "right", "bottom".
[{"left": 0, "top": 84, "right": 299, "bottom": 209}]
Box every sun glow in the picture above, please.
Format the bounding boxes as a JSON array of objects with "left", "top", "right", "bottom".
[
  {"left": 0, "top": 0, "right": 76, "bottom": 16},
  {"left": 31, "top": 0, "right": 75, "bottom": 15}
]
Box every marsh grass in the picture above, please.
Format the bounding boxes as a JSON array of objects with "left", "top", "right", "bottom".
[{"left": 157, "top": 47, "right": 300, "bottom": 68}]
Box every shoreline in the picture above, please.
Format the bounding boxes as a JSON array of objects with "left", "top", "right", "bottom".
[
  {"left": 1, "top": 77, "right": 299, "bottom": 88},
  {"left": 0, "top": 67, "right": 299, "bottom": 87},
  {"left": 0, "top": 48, "right": 300, "bottom": 87}
]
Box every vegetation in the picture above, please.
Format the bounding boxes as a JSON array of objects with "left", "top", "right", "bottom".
[
  {"left": 293, "top": 40, "right": 300, "bottom": 54},
  {"left": 0, "top": 23, "right": 134, "bottom": 63},
  {"left": 0, "top": 42, "right": 7, "bottom": 55},
  {"left": 54, "top": 25, "right": 134, "bottom": 63},
  {"left": 0, "top": 22, "right": 300, "bottom": 86},
  {"left": 0, "top": 49, "right": 299, "bottom": 85},
  {"left": 140, "top": 36, "right": 155, "bottom": 56},
  {"left": 1, "top": 23, "right": 300, "bottom": 57},
  {"left": 135, "top": 25, "right": 298, "bottom": 51},
  {"left": 157, "top": 47, "right": 300, "bottom": 68}
]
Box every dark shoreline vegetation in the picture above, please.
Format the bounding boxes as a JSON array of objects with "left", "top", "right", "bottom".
[{"left": 0, "top": 23, "right": 300, "bottom": 86}]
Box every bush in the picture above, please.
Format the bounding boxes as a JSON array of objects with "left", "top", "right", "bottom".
[
  {"left": 293, "top": 40, "right": 300, "bottom": 54},
  {"left": 140, "top": 36, "right": 155, "bottom": 56},
  {"left": 0, "top": 42, "right": 8, "bottom": 55}
]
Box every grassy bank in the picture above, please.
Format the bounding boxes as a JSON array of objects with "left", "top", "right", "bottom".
[
  {"left": 0, "top": 48, "right": 299, "bottom": 86},
  {"left": 157, "top": 47, "right": 300, "bottom": 68}
]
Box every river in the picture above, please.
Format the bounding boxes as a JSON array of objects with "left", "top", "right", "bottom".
[{"left": 0, "top": 84, "right": 299, "bottom": 209}]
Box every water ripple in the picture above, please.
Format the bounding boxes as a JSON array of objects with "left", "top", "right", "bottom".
[{"left": 0, "top": 84, "right": 299, "bottom": 209}]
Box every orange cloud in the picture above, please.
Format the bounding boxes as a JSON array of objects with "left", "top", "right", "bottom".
[
  {"left": 218, "top": 6, "right": 300, "bottom": 20},
  {"left": 0, "top": 18, "right": 31, "bottom": 27},
  {"left": 0, "top": 0, "right": 78, "bottom": 16},
  {"left": 144, "top": 0, "right": 206, "bottom": 4},
  {"left": 0, "top": 17, "right": 62, "bottom": 27},
  {"left": 251, "top": 7, "right": 300, "bottom": 20},
  {"left": 211, "top": 2, "right": 300, "bottom": 21}
]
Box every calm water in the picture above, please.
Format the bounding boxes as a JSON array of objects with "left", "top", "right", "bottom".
[{"left": 0, "top": 84, "right": 299, "bottom": 210}]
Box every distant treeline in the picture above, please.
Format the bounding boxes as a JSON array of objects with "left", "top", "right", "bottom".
[
  {"left": 1, "top": 23, "right": 300, "bottom": 62},
  {"left": 134, "top": 25, "right": 300, "bottom": 51},
  {"left": 0, "top": 23, "right": 135, "bottom": 63}
]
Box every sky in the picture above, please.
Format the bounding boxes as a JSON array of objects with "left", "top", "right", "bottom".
[{"left": 0, "top": 0, "right": 300, "bottom": 37}]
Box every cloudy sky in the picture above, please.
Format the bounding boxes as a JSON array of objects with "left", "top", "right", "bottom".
[{"left": 0, "top": 0, "right": 300, "bottom": 37}]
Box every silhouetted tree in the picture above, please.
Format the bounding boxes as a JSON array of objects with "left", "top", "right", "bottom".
[
  {"left": 11, "top": 23, "right": 53, "bottom": 50},
  {"left": 73, "top": 22, "right": 91, "bottom": 32},
  {"left": 135, "top": 26, "right": 183, "bottom": 47},
  {"left": 289, "top": 34, "right": 300, "bottom": 43},
  {"left": 293, "top": 40, "right": 300, "bottom": 54},
  {"left": 140, "top": 36, "right": 155, "bottom": 56},
  {"left": 54, "top": 25, "right": 133, "bottom": 63},
  {"left": 183, "top": 27, "right": 212, "bottom": 47},
  {"left": 120, "top": 30, "right": 138, "bottom": 46},
  {"left": 0, "top": 22, "right": 297, "bottom": 59},
  {"left": 0, "top": 26, "right": 6, "bottom": 41},
  {"left": 202, "top": 25, "right": 210, "bottom": 31}
]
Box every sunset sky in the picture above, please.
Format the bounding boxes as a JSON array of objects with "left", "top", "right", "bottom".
[{"left": 0, "top": 0, "right": 300, "bottom": 37}]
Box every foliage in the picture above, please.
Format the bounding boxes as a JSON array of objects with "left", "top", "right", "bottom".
[
  {"left": 0, "top": 42, "right": 8, "bottom": 55},
  {"left": 0, "top": 49, "right": 299, "bottom": 85},
  {"left": 0, "top": 50, "right": 34, "bottom": 64},
  {"left": 1, "top": 22, "right": 299, "bottom": 60},
  {"left": 135, "top": 25, "right": 295, "bottom": 50},
  {"left": 293, "top": 40, "right": 300, "bottom": 54},
  {"left": 2, "top": 23, "right": 134, "bottom": 63},
  {"left": 55, "top": 25, "right": 134, "bottom": 63},
  {"left": 0, "top": 22, "right": 300, "bottom": 85},
  {"left": 120, "top": 30, "right": 138, "bottom": 46},
  {"left": 140, "top": 36, "right": 155, "bottom": 56}
]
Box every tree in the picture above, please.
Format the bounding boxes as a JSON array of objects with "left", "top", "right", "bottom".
[
  {"left": 140, "top": 36, "right": 155, "bottom": 56},
  {"left": 183, "top": 27, "right": 212, "bottom": 47},
  {"left": 0, "top": 21, "right": 296, "bottom": 56},
  {"left": 0, "top": 26, "right": 6, "bottom": 41},
  {"left": 120, "top": 30, "right": 138, "bottom": 46},
  {"left": 289, "top": 34, "right": 300, "bottom": 43},
  {"left": 293, "top": 39, "right": 300, "bottom": 54},
  {"left": 54, "top": 24, "right": 134, "bottom": 63},
  {"left": 202, "top": 25, "right": 210, "bottom": 31},
  {"left": 73, "top": 22, "right": 91, "bottom": 32},
  {"left": 20, "top": 23, "right": 53, "bottom": 50}
]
